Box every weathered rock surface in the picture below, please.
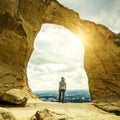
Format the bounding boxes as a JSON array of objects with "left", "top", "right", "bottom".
[
  {"left": 30, "top": 109, "right": 66, "bottom": 120},
  {"left": 0, "top": 0, "right": 120, "bottom": 101},
  {"left": 93, "top": 99, "right": 120, "bottom": 116},
  {"left": 1, "top": 89, "right": 28, "bottom": 106},
  {"left": 0, "top": 107, "right": 16, "bottom": 120}
]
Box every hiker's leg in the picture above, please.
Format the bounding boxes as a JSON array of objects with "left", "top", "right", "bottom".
[
  {"left": 62, "top": 90, "right": 65, "bottom": 103},
  {"left": 59, "top": 90, "right": 62, "bottom": 102}
]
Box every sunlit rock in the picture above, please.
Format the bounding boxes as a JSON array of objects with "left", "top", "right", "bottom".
[
  {"left": 1, "top": 89, "right": 28, "bottom": 106},
  {"left": 0, "top": 0, "right": 120, "bottom": 101},
  {"left": 0, "top": 107, "right": 16, "bottom": 120},
  {"left": 30, "top": 109, "right": 66, "bottom": 120}
]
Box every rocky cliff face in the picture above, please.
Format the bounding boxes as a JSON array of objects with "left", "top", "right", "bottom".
[{"left": 0, "top": 0, "right": 120, "bottom": 101}]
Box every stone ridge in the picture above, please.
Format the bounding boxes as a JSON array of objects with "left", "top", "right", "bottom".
[{"left": 0, "top": 0, "right": 120, "bottom": 102}]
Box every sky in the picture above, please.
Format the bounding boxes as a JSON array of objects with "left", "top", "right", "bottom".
[
  {"left": 57, "top": 0, "right": 120, "bottom": 33},
  {"left": 27, "top": 0, "right": 120, "bottom": 91},
  {"left": 27, "top": 24, "right": 88, "bottom": 91}
]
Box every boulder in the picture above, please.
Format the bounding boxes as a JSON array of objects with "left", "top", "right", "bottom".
[
  {"left": 1, "top": 89, "right": 28, "bottom": 106},
  {"left": 30, "top": 109, "right": 66, "bottom": 120}
]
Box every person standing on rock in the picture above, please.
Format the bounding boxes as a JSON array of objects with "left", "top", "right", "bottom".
[{"left": 58, "top": 77, "right": 66, "bottom": 103}]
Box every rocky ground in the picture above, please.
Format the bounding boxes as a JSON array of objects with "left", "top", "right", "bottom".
[{"left": 0, "top": 99, "right": 120, "bottom": 120}]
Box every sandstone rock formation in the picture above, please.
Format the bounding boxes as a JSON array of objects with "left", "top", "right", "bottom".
[
  {"left": 93, "top": 98, "right": 120, "bottom": 116},
  {"left": 30, "top": 109, "right": 66, "bottom": 120},
  {"left": 0, "top": 107, "right": 15, "bottom": 120},
  {"left": 1, "top": 89, "right": 28, "bottom": 106},
  {"left": 0, "top": 0, "right": 120, "bottom": 101}
]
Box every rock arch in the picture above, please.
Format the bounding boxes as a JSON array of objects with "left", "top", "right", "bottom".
[{"left": 0, "top": 0, "right": 120, "bottom": 101}]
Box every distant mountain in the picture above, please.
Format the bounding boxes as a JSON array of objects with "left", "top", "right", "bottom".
[{"left": 33, "top": 90, "right": 91, "bottom": 103}]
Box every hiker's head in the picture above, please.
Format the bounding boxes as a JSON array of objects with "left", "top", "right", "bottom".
[{"left": 61, "top": 77, "right": 65, "bottom": 81}]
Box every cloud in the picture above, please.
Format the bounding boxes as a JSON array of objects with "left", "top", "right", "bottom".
[
  {"left": 88, "top": 0, "right": 120, "bottom": 33},
  {"left": 27, "top": 24, "right": 88, "bottom": 91},
  {"left": 57, "top": 0, "right": 113, "bottom": 15},
  {"left": 57, "top": 0, "right": 120, "bottom": 33}
]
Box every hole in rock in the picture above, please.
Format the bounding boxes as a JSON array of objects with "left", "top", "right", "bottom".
[{"left": 27, "top": 24, "right": 91, "bottom": 103}]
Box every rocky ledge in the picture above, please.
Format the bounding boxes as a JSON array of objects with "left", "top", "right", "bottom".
[{"left": 0, "top": 1, "right": 120, "bottom": 118}]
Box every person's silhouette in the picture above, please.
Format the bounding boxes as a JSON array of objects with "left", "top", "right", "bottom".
[{"left": 58, "top": 77, "right": 66, "bottom": 103}]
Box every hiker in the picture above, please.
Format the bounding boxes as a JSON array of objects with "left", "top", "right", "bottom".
[{"left": 58, "top": 77, "right": 66, "bottom": 103}]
